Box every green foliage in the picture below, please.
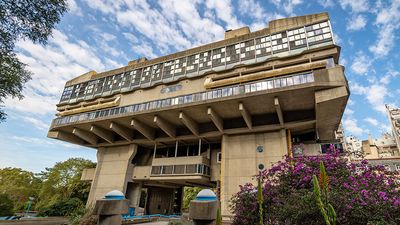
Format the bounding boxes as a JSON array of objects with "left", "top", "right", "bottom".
[
  {"left": 257, "top": 177, "right": 263, "bottom": 225},
  {"left": 182, "top": 187, "right": 203, "bottom": 210},
  {"left": 36, "top": 158, "right": 96, "bottom": 211},
  {"left": 0, "top": 193, "right": 14, "bottom": 216},
  {"left": 39, "top": 197, "right": 83, "bottom": 217},
  {"left": 0, "top": 0, "right": 68, "bottom": 121},
  {"left": 313, "top": 161, "right": 336, "bottom": 225},
  {"left": 0, "top": 167, "right": 41, "bottom": 210},
  {"left": 69, "top": 207, "right": 97, "bottom": 225}
]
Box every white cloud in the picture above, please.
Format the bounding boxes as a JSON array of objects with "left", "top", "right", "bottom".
[
  {"left": 318, "top": 0, "right": 335, "bottom": 8},
  {"left": 6, "top": 28, "right": 121, "bottom": 116},
  {"left": 380, "top": 70, "right": 399, "bottom": 84},
  {"left": 364, "top": 117, "right": 379, "bottom": 126},
  {"left": 351, "top": 82, "right": 388, "bottom": 114},
  {"left": 205, "top": 0, "right": 243, "bottom": 29},
  {"left": 67, "top": 0, "right": 83, "bottom": 16},
  {"left": 132, "top": 42, "right": 158, "bottom": 59},
  {"left": 343, "top": 117, "right": 365, "bottom": 136},
  {"left": 20, "top": 116, "right": 50, "bottom": 131},
  {"left": 238, "top": 0, "right": 284, "bottom": 31},
  {"left": 351, "top": 51, "right": 372, "bottom": 75},
  {"left": 339, "top": 0, "right": 369, "bottom": 12},
  {"left": 11, "top": 136, "right": 80, "bottom": 149},
  {"left": 344, "top": 108, "right": 354, "bottom": 116},
  {"left": 270, "top": 0, "right": 303, "bottom": 15},
  {"left": 346, "top": 14, "right": 367, "bottom": 31},
  {"left": 369, "top": 0, "right": 400, "bottom": 57}
]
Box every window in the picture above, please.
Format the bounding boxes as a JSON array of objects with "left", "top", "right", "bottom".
[{"left": 217, "top": 152, "right": 222, "bottom": 163}]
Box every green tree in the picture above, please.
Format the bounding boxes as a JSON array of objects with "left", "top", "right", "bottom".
[
  {"left": 0, "top": 193, "right": 14, "bottom": 216},
  {"left": 0, "top": 167, "right": 41, "bottom": 210},
  {"left": 0, "top": 0, "right": 68, "bottom": 121},
  {"left": 182, "top": 187, "right": 203, "bottom": 211},
  {"left": 36, "top": 158, "right": 96, "bottom": 211}
]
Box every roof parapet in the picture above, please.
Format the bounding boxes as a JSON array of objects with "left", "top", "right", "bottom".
[{"left": 224, "top": 26, "right": 250, "bottom": 40}]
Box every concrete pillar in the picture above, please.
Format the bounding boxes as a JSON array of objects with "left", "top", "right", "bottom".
[
  {"left": 126, "top": 182, "right": 143, "bottom": 208},
  {"left": 220, "top": 130, "right": 288, "bottom": 215},
  {"left": 87, "top": 144, "right": 137, "bottom": 206}
]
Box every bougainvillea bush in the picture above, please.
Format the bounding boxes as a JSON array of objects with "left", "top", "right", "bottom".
[{"left": 230, "top": 149, "right": 400, "bottom": 225}]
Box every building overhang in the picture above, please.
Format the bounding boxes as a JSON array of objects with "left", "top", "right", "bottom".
[{"left": 48, "top": 65, "right": 348, "bottom": 148}]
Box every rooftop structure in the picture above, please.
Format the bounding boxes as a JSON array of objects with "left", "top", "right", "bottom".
[
  {"left": 48, "top": 12, "right": 349, "bottom": 216},
  {"left": 363, "top": 133, "right": 399, "bottom": 159}
]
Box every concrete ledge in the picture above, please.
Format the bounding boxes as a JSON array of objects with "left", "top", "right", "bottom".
[{"left": 0, "top": 217, "right": 68, "bottom": 225}]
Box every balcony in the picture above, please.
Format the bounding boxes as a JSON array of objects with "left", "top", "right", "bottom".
[{"left": 52, "top": 71, "right": 315, "bottom": 127}]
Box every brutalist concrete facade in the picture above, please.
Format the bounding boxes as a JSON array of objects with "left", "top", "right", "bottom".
[{"left": 48, "top": 12, "right": 348, "bottom": 215}]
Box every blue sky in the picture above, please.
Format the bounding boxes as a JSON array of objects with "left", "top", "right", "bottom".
[{"left": 1, "top": 0, "right": 400, "bottom": 172}]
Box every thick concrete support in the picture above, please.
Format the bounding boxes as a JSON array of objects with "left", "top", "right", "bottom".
[
  {"left": 90, "top": 125, "right": 114, "bottom": 143},
  {"left": 239, "top": 103, "right": 252, "bottom": 129},
  {"left": 126, "top": 182, "right": 143, "bottom": 208},
  {"left": 220, "top": 130, "right": 288, "bottom": 215},
  {"left": 110, "top": 122, "right": 134, "bottom": 141},
  {"left": 154, "top": 115, "right": 176, "bottom": 138},
  {"left": 131, "top": 119, "right": 155, "bottom": 141},
  {"left": 274, "top": 97, "right": 284, "bottom": 127},
  {"left": 179, "top": 112, "right": 199, "bottom": 136},
  {"left": 87, "top": 144, "right": 137, "bottom": 206},
  {"left": 72, "top": 128, "right": 98, "bottom": 145},
  {"left": 93, "top": 199, "right": 129, "bottom": 225},
  {"left": 207, "top": 107, "right": 223, "bottom": 133},
  {"left": 315, "top": 86, "right": 349, "bottom": 140}
]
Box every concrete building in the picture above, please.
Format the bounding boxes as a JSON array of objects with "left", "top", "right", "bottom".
[
  {"left": 48, "top": 13, "right": 348, "bottom": 215},
  {"left": 345, "top": 135, "right": 363, "bottom": 160},
  {"left": 363, "top": 133, "right": 400, "bottom": 159},
  {"left": 386, "top": 105, "right": 400, "bottom": 150}
]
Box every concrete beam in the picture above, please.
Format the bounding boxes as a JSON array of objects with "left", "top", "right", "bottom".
[
  {"left": 207, "top": 107, "right": 223, "bottom": 133},
  {"left": 47, "top": 130, "right": 85, "bottom": 146},
  {"left": 239, "top": 103, "right": 252, "bottom": 129},
  {"left": 179, "top": 112, "right": 199, "bottom": 136},
  {"left": 72, "top": 128, "right": 98, "bottom": 145},
  {"left": 131, "top": 119, "right": 155, "bottom": 141},
  {"left": 90, "top": 125, "right": 114, "bottom": 143},
  {"left": 110, "top": 122, "right": 134, "bottom": 141},
  {"left": 154, "top": 116, "right": 176, "bottom": 138},
  {"left": 274, "top": 97, "right": 284, "bottom": 127}
]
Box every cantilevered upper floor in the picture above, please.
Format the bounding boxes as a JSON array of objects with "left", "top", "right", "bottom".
[{"left": 48, "top": 12, "right": 349, "bottom": 148}]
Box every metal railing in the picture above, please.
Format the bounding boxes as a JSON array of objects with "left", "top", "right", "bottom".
[
  {"left": 53, "top": 71, "right": 314, "bottom": 126},
  {"left": 150, "top": 164, "right": 210, "bottom": 176}
]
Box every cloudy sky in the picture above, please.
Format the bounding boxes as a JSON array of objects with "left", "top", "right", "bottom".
[{"left": 1, "top": 0, "right": 399, "bottom": 172}]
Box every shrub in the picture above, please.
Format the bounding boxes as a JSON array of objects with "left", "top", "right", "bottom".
[
  {"left": 230, "top": 148, "right": 400, "bottom": 225},
  {"left": 0, "top": 193, "right": 14, "bottom": 216},
  {"left": 39, "top": 197, "right": 84, "bottom": 216},
  {"left": 69, "top": 207, "right": 97, "bottom": 225}
]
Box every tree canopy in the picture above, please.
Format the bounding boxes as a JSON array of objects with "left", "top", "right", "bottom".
[
  {"left": 36, "top": 158, "right": 96, "bottom": 210},
  {"left": 0, "top": 0, "right": 68, "bottom": 121},
  {"left": 0, "top": 167, "right": 41, "bottom": 210}
]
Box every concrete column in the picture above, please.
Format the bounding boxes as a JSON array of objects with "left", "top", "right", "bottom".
[
  {"left": 87, "top": 144, "right": 137, "bottom": 206},
  {"left": 220, "top": 130, "right": 288, "bottom": 216},
  {"left": 126, "top": 182, "right": 143, "bottom": 208}
]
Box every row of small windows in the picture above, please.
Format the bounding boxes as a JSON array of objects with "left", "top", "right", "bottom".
[
  {"left": 54, "top": 71, "right": 316, "bottom": 126},
  {"left": 60, "top": 21, "right": 333, "bottom": 104}
]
